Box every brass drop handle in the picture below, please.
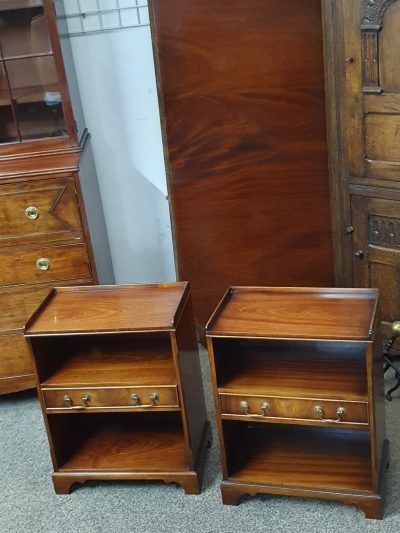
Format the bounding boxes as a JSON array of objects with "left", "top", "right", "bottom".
[
  {"left": 130, "top": 392, "right": 159, "bottom": 408},
  {"left": 36, "top": 258, "right": 51, "bottom": 271},
  {"left": 81, "top": 394, "right": 90, "bottom": 406},
  {"left": 354, "top": 250, "right": 364, "bottom": 259},
  {"left": 239, "top": 400, "right": 270, "bottom": 418},
  {"left": 25, "top": 206, "right": 40, "bottom": 220},
  {"left": 62, "top": 394, "right": 85, "bottom": 410},
  {"left": 313, "top": 405, "right": 347, "bottom": 423}
]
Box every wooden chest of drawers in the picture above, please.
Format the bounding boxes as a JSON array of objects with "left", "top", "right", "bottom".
[
  {"left": 206, "top": 287, "right": 388, "bottom": 519},
  {"left": 25, "top": 282, "right": 210, "bottom": 495},
  {"left": 0, "top": 167, "right": 99, "bottom": 395}
]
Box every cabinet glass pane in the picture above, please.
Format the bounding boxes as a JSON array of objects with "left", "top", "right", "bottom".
[
  {"left": 0, "top": 1, "right": 51, "bottom": 58},
  {"left": 0, "top": 61, "right": 18, "bottom": 142},
  {"left": 6, "top": 56, "right": 66, "bottom": 140}
]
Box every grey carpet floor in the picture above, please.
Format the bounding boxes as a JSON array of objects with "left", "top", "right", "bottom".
[{"left": 1, "top": 349, "right": 399, "bottom": 533}]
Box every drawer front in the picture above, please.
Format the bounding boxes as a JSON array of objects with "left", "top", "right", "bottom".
[
  {"left": 219, "top": 393, "right": 368, "bottom": 426},
  {"left": 0, "top": 177, "right": 83, "bottom": 246},
  {"left": 0, "top": 331, "right": 34, "bottom": 381},
  {"left": 42, "top": 386, "right": 180, "bottom": 411},
  {"left": 0, "top": 278, "right": 94, "bottom": 332},
  {"left": 0, "top": 243, "right": 91, "bottom": 286}
]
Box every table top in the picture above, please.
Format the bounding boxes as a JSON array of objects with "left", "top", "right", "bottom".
[
  {"left": 206, "top": 287, "right": 379, "bottom": 341},
  {"left": 25, "top": 282, "right": 189, "bottom": 336}
]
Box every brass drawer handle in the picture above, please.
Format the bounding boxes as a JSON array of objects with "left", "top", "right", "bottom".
[
  {"left": 62, "top": 394, "right": 85, "bottom": 410},
  {"left": 239, "top": 400, "right": 270, "bottom": 417},
  {"left": 25, "top": 206, "right": 40, "bottom": 220},
  {"left": 130, "top": 392, "right": 159, "bottom": 408},
  {"left": 313, "top": 405, "right": 346, "bottom": 423},
  {"left": 36, "top": 258, "right": 51, "bottom": 271}
]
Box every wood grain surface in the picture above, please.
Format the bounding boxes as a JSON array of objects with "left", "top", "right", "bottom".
[
  {"left": 226, "top": 423, "right": 373, "bottom": 492},
  {"left": 25, "top": 283, "right": 189, "bottom": 335},
  {"left": 207, "top": 287, "right": 378, "bottom": 340},
  {"left": 150, "top": 0, "right": 334, "bottom": 325}
]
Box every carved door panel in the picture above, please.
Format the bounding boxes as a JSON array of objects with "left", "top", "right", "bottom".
[
  {"left": 351, "top": 195, "right": 400, "bottom": 337},
  {"left": 329, "top": 0, "right": 400, "bottom": 330}
]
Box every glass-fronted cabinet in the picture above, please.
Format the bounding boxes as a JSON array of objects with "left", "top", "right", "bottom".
[{"left": 0, "top": 0, "right": 73, "bottom": 144}]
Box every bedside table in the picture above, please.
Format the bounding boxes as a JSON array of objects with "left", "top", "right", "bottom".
[
  {"left": 25, "top": 282, "right": 210, "bottom": 495},
  {"left": 206, "top": 287, "right": 388, "bottom": 519}
]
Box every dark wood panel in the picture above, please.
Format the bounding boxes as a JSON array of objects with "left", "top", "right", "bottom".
[{"left": 150, "top": 0, "right": 334, "bottom": 324}]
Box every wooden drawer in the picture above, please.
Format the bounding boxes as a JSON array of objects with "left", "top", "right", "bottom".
[
  {"left": 0, "top": 278, "right": 94, "bottom": 332},
  {"left": 42, "top": 385, "right": 180, "bottom": 412},
  {"left": 0, "top": 243, "right": 91, "bottom": 286},
  {"left": 0, "top": 331, "right": 34, "bottom": 382},
  {"left": 0, "top": 177, "right": 83, "bottom": 246},
  {"left": 219, "top": 393, "right": 369, "bottom": 426}
]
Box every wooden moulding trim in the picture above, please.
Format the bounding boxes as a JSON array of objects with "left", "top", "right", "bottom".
[
  {"left": 170, "top": 281, "right": 190, "bottom": 328},
  {"left": 206, "top": 334, "right": 373, "bottom": 343},
  {"left": 205, "top": 287, "right": 234, "bottom": 333},
  {"left": 221, "top": 479, "right": 377, "bottom": 497},
  {"left": 24, "top": 282, "right": 189, "bottom": 336},
  {"left": 0, "top": 129, "right": 88, "bottom": 162},
  {"left": 24, "top": 287, "right": 58, "bottom": 334}
]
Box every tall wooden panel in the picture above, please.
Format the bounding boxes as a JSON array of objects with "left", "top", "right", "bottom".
[
  {"left": 149, "top": 0, "right": 334, "bottom": 327},
  {"left": 326, "top": 0, "right": 400, "bottom": 337}
]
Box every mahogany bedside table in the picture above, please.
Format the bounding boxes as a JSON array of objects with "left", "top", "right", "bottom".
[
  {"left": 206, "top": 287, "right": 388, "bottom": 519},
  {"left": 25, "top": 282, "right": 210, "bottom": 495}
]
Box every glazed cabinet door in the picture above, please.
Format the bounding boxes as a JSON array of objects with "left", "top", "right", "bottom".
[{"left": 351, "top": 195, "right": 400, "bottom": 337}]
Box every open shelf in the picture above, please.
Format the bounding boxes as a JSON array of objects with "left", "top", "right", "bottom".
[
  {"left": 214, "top": 339, "right": 368, "bottom": 401},
  {"left": 37, "top": 334, "right": 176, "bottom": 388},
  {"left": 50, "top": 412, "right": 189, "bottom": 473},
  {"left": 224, "top": 421, "right": 373, "bottom": 493}
]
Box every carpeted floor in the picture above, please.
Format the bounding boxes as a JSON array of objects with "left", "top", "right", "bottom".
[{"left": 1, "top": 349, "right": 399, "bottom": 533}]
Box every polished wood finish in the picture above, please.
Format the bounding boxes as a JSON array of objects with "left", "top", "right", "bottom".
[
  {"left": 0, "top": 1, "right": 113, "bottom": 394},
  {"left": 219, "top": 394, "right": 368, "bottom": 428},
  {"left": 25, "top": 283, "right": 190, "bottom": 335},
  {"left": 43, "top": 385, "right": 179, "bottom": 412},
  {"left": 149, "top": 0, "right": 334, "bottom": 327},
  {"left": 25, "top": 283, "right": 210, "bottom": 495},
  {"left": 206, "top": 287, "right": 388, "bottom": 518},
  {"left": 207, "top": 287, "right": 378, "bottom": 340},
  {"left": 325, "top": 0, "right": 400, "bottom": 334}
]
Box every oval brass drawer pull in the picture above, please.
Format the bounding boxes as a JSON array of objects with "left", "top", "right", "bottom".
[
  {"left": 313, "top": 405, "right": 346, "bottom": 422},
  {"left": 130, "top": 392, "right": 159, "bottom": 408},
  {"left": 25, "top": 206, "right": 40, "bottom": 220},
  {"left": 36, "top": 258, "right": 51, "bottom": 271},
  {"left": 239, "top": 400, "right": 270, "bottom": 417}
]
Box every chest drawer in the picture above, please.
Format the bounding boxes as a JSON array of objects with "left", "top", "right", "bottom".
[
  {"left": 219, "top": 393, "right": 368, "bottom": 426},
  {"left": 0, "top": 178, "right": 82, "bottom": 246},
  {"left": 0, "top": 279, "right": 94, "bottom": 332},
  {"left": 42, "top": 385, "right": 180, "bottom": 411},
  {"left": 0, "top": 243, "right": 91, "bottom": 286}
]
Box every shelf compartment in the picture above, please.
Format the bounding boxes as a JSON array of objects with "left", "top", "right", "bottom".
[
  {"left": 50, "top": 412, "right": 189, "bottom": 473},
  {"left": 35, "top": 333, "right": 176, "bottom": 388},
  {"left": 224, "top": 421, "right": 373, "bottom": 493},
  {"left": 214, "top": 339, "right": 368, "bottom": 401}
]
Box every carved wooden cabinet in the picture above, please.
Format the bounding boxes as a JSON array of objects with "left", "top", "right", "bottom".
[
  {"left": 206, "top": 287, "right": 388, "bottom": 519},
  {"left": 149, "top": 0, "right": 335, "bottom": 329},
  {"left": 326, "top": 0, "right": 400, "bottom": 338},
  {"left": 0, "top": 0, "right": 113, "bottom": 394},
  {"left": 25, "top": 283, "right": 210, "bottom": 495}
]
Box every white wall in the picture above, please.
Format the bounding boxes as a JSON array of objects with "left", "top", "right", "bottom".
[{"left": 64, "top": 8, "right": 176, "bottom": 284}]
